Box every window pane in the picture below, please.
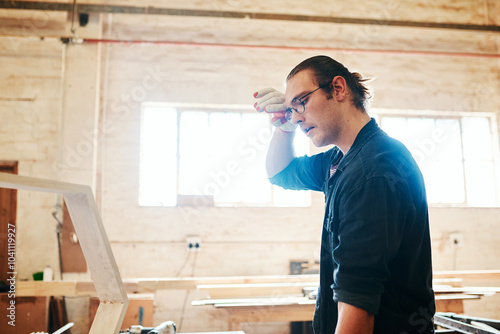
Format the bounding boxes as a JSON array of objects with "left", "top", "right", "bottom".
[
  {"left": 462, "top": 117, "right": 492, "bottom": 160},
  {"left": 139, "top": 107, "right": 177, "bottom": 206},
  {"left": 273, "top": 185, "right": 311, "bottom": 207},
  {"left": 381, "top": 117, "right": 408, "bottom": 147},
  {"left": 209, "top": 112, "right": 241, "bottom": 159},
  {"left": 238, "top": 114, "right": 272, "bottom": 203},
  {"left": 179, "top": 112, "right": 209, "bottom": 155},
  {"left": 421, "top": 160, "right": 465, "bottom": 204},
  {"left": 208, "top": 113, "right": 242, "bottom": 202},
  {"left": 213, "top": 113, "right": 272, "bottom": 204},
  {"left": 221, "top": 159, "right": 270, "bottom": 204},
  {"left": 433, "top": 119, "right": 463, "bottom": 161},
  {"left": 179, "top": 112, "right": 210, "bottom": 195},
  {"left": 465, "top": 161, "right": 496, "bottom": 205},
  {"left": 405, "top": 118, "right": 437, "bottom": 165},
  {"left": 422, "top": 119, "right": 465, "bottom": 204}
]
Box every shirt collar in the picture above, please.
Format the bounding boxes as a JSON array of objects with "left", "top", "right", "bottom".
[{"left": 337, "top": 118, "right": 381, "bottom": 172}]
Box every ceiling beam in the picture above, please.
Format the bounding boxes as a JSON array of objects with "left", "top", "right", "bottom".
[{"left": 0, "top": 1, "right": 499, "bottom": 32}]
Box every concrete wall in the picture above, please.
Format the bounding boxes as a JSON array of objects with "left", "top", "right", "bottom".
[{"left": 0, "top": 1, "right": 499, "bottom": 333}]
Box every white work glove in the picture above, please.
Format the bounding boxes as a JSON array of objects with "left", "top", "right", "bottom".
[{"left": 253, "top": 88, "right": 297, "bottom": 133}]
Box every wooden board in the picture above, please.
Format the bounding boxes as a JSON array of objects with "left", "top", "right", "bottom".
[
  {"left": 135, "top": 275, "right": 319, "bottom": 293},
  {"left": 197, "top": 282, "right": 317, "bottom": 299},
  {"left": 0, "top": 172, "right": 128, "bottom": 334},
  {"left": 16, "top": 281, "right": 77, "bottom": 297},
  {"left": 434, "top": 270, "right": 500, "bottom": 281},
  {"left": 90, "top": 294, "right": 154, "bottom": 330}
]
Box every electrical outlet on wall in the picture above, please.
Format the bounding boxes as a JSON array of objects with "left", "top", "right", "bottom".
[
  {"left": 186, "top": 235, "right": 201, "bottom": 252},
  {"left": 449, "top": 232, "right": 464, "bottom": 247}
]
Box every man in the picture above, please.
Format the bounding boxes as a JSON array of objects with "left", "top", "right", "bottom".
[{"left": 253, "top": 55, "right": 435, "bottom": 334}]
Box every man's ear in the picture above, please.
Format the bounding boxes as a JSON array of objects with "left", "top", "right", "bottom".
[{"left": 331, "top": 76, "right": 348, "bottom": 101}]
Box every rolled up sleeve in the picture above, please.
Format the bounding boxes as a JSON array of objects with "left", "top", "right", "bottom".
[{"left": 332, "top": 176, "right": 407, "bottom": 315}]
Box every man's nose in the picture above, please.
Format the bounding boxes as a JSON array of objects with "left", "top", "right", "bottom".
[{"left": 291, "top": 111, "right": 304, "bottom": 124}]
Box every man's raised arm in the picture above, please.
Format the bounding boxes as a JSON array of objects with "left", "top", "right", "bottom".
[{"left": 253, "top": 87, "right": 297, "bottom": 178}]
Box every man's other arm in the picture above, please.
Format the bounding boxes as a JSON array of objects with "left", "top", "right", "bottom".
[{"left": 336, "top": 301, "right": 374, "bottom": 334}]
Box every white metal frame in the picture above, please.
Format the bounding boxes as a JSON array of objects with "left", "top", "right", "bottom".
[{"left": 0, "top": 173, "right": 128, "bottom": 334}]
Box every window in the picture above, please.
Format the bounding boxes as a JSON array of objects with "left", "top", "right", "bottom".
[
  {"left": 139, "top": 103, "right": 310, "bottom": 207},
  {"left": 377, "top": 112, "right": 500, "bottom": 206}
]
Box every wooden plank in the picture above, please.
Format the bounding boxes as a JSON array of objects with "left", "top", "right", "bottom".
[
  {"left": 434, "top": 278, "right": 464, "bottom": 286},
  {"left": 192, "top": 297, "right": 310, "bottom": 306},
  {"left": 0, "top": 172, "right": 89, "bottom": 195},
  {"left": 197, "top": 297, "right": 316, "bottom": 308},
  {"left": 434, "top": 270, "right": 500, "bottom": 281},
  {"left": 63, "top": 190, "right": 129, "bottom": 333},
  {"left": 77, "top": 281, "right": 139, "bottom": 295},
  {"left": 435, "top": 294, "right": 481, "bottom": 301},
  {"left": 436, "top": 299, "right": 464, "bottom": 314},
  {"left": 197, "top": 282, "right": 317, "bottom": 299},
  {"left": 434, "top": 285, "right": 500, "bottom": 295},
  {"left": 0, "top": 173, "right": 128, "bottom": 334},
  {"left": 16, "top": 281, "right": 77, "bottom": 297},
  {"left": 136, "top": 274, "right": 319, "bottom": 292},
  {"left": 63, "top": 192, "right": 125, "bottom": 301},
  {"left": 216, "top": 300, "right": 316, "bottom": 308},
  {"left": 17, "top": 280, "right": 135, "bottom": 296},
  {"left": 90, "top": 302, "right": 128, "bottom": 334}
]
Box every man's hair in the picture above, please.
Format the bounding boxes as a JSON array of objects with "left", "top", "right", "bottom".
[{"left": 286, "top": 55, "right": 372, "bottom": 111}]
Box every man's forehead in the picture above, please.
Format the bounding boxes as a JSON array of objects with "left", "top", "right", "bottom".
[{"left": 285, "top": 69, "right": 316, "bottom": 104}]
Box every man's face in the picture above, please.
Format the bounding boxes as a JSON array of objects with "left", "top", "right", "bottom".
[{"left": 285, "top": 69, "right": 342, "bottom": 147}]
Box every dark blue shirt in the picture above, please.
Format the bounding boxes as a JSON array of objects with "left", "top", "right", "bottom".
[{"left": 270, "top": 119, "right": 435, "bottom": 334}]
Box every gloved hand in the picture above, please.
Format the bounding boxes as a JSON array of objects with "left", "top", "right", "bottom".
[{"left": 253, "top": 88, "right": 297, "bottom": 133}]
